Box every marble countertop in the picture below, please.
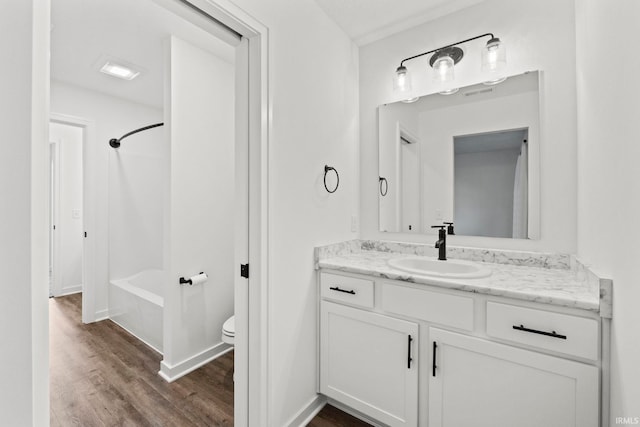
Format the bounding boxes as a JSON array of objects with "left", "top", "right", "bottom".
[{"left": 317, "top": 248, "right": 602, "bottom": 313}]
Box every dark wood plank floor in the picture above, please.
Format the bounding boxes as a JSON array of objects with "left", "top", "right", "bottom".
[{"left": 50, "top": 294, "right": 370, "bottom": 426}]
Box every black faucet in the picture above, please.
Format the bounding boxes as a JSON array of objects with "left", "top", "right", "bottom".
[{"left": 431, "top": 225, "right": 447, "bottom": 261}]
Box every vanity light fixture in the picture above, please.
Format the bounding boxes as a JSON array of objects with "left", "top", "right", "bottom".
[{"left": 393, "top": 33, "right": 506, "bottom": 95}]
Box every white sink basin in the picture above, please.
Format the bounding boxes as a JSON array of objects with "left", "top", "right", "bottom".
[{"left": 387, "top": 256, "right": 491, "bottom": 279}]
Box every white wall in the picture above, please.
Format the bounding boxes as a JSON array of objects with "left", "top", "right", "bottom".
[
  {"left": 50, "top": 122, "right": 84, "bottom": 293},
  {"left": 161, "top": 36, "right": 235, "bottom": 375},
  {"left": 228, "top": 0, "right": 360, "bottom": 424},
  {"left": 360, "top": 0, "right": 577, "bottom": 252},
  {"left": 0, "top": 0, "right": 49, "bottom": 424},
  {"left": 575, "top": 0, "right": 640, "bottom": 421},
  {"left": 51, "top": 81, "right": 163, "bottom": 317},
  {"left": 109, "top": 116, "right": 164, "bottom": 281}
]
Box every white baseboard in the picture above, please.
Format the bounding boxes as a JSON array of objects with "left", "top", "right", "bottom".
[
  {"left": 285, "top": 394, "right": 327, "bottom": 427},
  {"left": 327, "top": 398, "right": 386, "bottom": 427},
  {"left": 109, "top": 317, "right": 162, "bottom": 355},
  {"left": 159, "top": 342, "right": 233, "bottom": 383},
  {"left": 57, "top": 284, "right": 82, "bottom": 296},
  {"left": 94, "top": 309, "right": 109, "bottom": 322}
]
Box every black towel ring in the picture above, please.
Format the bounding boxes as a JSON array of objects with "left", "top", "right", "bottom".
[
  {"left": 379, "top": 176, "right": 388, "bottom": 196},
  {"left": 324, "top": 165, "right": 339, "bottom": 193}
]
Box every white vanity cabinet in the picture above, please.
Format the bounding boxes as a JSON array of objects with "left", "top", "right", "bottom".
[
  {"left": 320, "top": 301, "right": 419, "bottom": 426},
  {"left": 318, "top": 270, "right": 603, "bottom": 427},
  {"left": 428, "top": 328, "right": 599, "bottom": 427}
]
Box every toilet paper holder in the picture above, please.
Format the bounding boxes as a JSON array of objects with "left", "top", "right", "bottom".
[{"left": 179, "top": 272, "right": 205, "bottom": 286}]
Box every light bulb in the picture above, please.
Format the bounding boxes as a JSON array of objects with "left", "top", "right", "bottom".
[
  {"left": 438, "top": 88, "right": 459, "bottom": 96},
  {"left": 481, "top": 37, "right": 506, "bottom": 73},
  {"left": 433, "top": 55, "right": 454, "bottom": 83},
  {"left": 393, "top": 65, "right": 412, "bottom": 93}
]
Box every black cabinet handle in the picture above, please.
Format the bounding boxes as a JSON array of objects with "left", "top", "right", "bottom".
[
  {"left": 512, "top": 324, "right": 567, "bottom": 340},
  {"left": 329, "top": 286, "right": 356, "bottom": 295},
  {"left": 432, "top": 341, "right": 438, "bottom": 377},
  {"left": 407, "top": 335, "right": 413, "bottom": 369}
]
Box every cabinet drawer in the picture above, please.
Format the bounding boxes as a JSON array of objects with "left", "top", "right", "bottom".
[
  {"left": 486, "top": 302, "right": 599, "bottom": 361},
  {"left": 321, "top": 272, "right": 374, "bottom": 308},
  {"left": 381, "top": 283, "right": 473, "bottom": 331}
]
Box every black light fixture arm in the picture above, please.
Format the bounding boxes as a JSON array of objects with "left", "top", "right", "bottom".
[
  {"left": 109, "top": 122, "right": 164, "bottom": 148},
  {"left": 398, "top": 33, "right": 495, "bottom": 68}
]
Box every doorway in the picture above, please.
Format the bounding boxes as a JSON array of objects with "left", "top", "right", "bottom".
[
  {"left": 49, "top": 113, "right": 96, "bottom": 323},
  {"left": 48, "top": 121, "right": 83, "bottom": 298},
  {"left": 48, "top": 0, "right": 269, "bottom": 425}
]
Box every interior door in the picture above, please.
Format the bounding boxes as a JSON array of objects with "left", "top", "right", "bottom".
[
  {"left": 429, "top": 328, "right": 599, "bottom": 427},
  {"left": 321, "top": 301, "right": 419, "bottom": 427},
  {"left": 398, "top": 127, "right": 420, "bottom": 233}
]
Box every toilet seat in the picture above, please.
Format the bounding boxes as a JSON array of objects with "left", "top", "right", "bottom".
[{"left": 222, "top": 316, "right": 235, "bottom": 345}]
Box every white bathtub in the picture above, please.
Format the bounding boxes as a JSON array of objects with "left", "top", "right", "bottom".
[{"left": 109, "top": 269, "right": 164, "bottom": 353}]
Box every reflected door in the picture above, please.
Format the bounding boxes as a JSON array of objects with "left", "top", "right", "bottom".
[{"left": 400, "top": 133, "right": 420, "bottom": 233}]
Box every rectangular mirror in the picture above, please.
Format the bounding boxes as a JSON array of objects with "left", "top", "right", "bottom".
[{"left": 378, "top": 71, "right": 540, "bottom": 239}]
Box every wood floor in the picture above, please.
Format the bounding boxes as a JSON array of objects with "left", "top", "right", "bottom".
[{"left": 50, "top": 294, "right": 370, "bottom": 426}]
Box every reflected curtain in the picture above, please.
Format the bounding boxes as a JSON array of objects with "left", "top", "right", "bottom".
[{"left": 512, "top": 141, "right": 528, "bottom": 238}]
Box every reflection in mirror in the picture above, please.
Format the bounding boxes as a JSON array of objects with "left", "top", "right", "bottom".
[
  {"left": 378, "top": 71, "right": 540, "bottom": 239},
  {"left": 454, "top": 129, "right": 528, "bottom": 238}
]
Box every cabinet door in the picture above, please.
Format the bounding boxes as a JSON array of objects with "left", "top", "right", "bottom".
[
  {"left": 429, "top": 328, "right": 599, "bottom": 427},
  {"left": 321, "top": 301, "right": 418, "bottom": 427}
]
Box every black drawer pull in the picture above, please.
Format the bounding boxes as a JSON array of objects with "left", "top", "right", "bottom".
[
  {"left": 432, "top": 341, "right": 438, "bottom": 377},
  {"left": 407, "top": 335, "right": 413, "bottom": 369},
  {"left": 512, "top": 324, "right": 567, "bottom": 340},
  {"left": 329, "top": 286, "right": 356, "bottom": 295}
]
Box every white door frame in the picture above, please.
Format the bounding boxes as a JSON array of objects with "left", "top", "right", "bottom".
[
  {"left": 50, "top": 113, "right": 97, "bottom": 324},
  {"left": 153, "top": 1, "right": 269, "bottom": 424},
  {"left": 49, "top": 139, "right": 60, "bottom": 297}
]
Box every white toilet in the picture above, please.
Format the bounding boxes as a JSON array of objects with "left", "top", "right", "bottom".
[{"left": 222, "top": 315, "right": 235, "bottom": 345}]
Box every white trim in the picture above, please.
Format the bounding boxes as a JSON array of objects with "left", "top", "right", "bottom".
[
  {"left": 234, "top": 36, "right": 251, "bottom": 427},
  {"left": 56, "top": 284, "right": 82, "bottom": 296},
  {"left": 94, "top": 309, "right": 109, "bottom": 322},
  {"left": 49, "top": 140, "right": 61, "bottom": 297},
  {"left": 327, "top": 399, "right": 387, "bottom": 427},
  {"left": 109, "top": 317, "right": 163, "bottom": 355},
  {"left": 50, "top": 113, "right": 98, "bottom": 324},
  {"left": 285, "top": 395, "right": 326, "bottom": 427},
  {"left": 159, "top": 343, "right": 233, "bottom": 382}
]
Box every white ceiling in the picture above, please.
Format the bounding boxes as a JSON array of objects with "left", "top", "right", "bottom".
[
  {"left": 51, "top": 0, "right": 235, "bottom": 109},
  {"left": 313, "top": 0, "right": 487, "bottom": 46},
  {"left": 51, "top": 0, "right": 487, "bottom": 107}
]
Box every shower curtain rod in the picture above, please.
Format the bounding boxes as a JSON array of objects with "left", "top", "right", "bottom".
[{"left": 109, "top": 122, "right": 164, "bottom": 148}]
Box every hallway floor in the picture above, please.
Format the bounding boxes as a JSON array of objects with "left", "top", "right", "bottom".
[{"left": 50, "top": 294, "right": 370, "bottom": 426}]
